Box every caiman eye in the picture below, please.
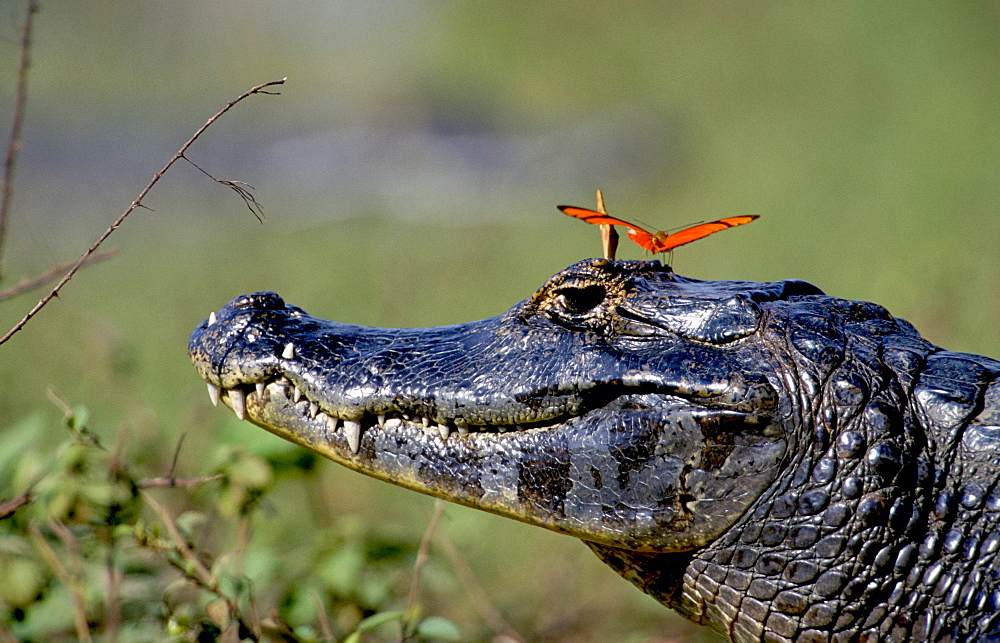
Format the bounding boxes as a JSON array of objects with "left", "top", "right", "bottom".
[{"left": 555, "top": 284, "right": 607, "bottom": 315}]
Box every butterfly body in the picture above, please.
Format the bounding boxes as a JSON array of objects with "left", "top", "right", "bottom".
[{"left": 558, "top": 205, "right": 758, "bottom": 254}]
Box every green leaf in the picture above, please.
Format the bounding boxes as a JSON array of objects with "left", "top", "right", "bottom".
[
  {"left": 355, "top": 610, "right": 403, "bottom": 633},
  {"left": 415, "top": 616, "right": 461, "bottom": 641},
  {"left": 0, "top": 556, "right": 46, "bottom": 607}
]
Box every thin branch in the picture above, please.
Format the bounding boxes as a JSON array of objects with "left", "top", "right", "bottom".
[
  {"left": 139, "top": 490, "right": 215, "bottom": 583},
  {"left": 310, "top": 591, "right": 335, "bottom": 642},
  {"left": 0, "top": 487, "right": 33, "bottom": 519},
  {"left": 104, "top": 541, "right": 122, "bottom": 643},
  {"left": 0, "top": 0, "right": 37, "bottom": 277},
  {"left": 29, "top": 522, "right": 93, "bottom": 642},
  {"left": 0, "top": 77, "right": 287, "bottom": 347},
  {"left": 0, "top": 250, "right": 115, "bottom": 302},
  {"left": 405, "top": 499, "right": 445, "bottom": 621},
  {"left": 434, "top": 529, "right": 524, "bottom": 642},
  {"left": 135, "top": 473, "right": 224, "bottom": 489},
  {"left": 168, "top": 433, "right": 185, "bottom": 478},
  {"left": 183, "top": 155, "right": 266, "bottom": 223},
  {"left": 139, "top": 489, "right": 262, "bottom": 640},
  {"left": 49, "top": 520, "right": 93, "bottom": 642}
]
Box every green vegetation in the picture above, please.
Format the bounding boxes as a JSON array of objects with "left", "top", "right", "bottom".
[{"left": 2, "top": 2, "right": 998, "bottom": 641}]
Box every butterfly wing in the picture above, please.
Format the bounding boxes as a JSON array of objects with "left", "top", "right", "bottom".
[
  {"left": 650, "top": 215, "right": 759, "bottom": 253},
  {"left": 558, "top": 206, "right": 660, "bottom": 252}
]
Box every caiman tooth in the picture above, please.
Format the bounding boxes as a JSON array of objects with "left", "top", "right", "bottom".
[
  {"left": 622, "top": 372, "right": 641, "bottom": 387},
  {"left": 377, "top": 414, "right": 386, "bottom": 427},
  {"left": 309, "top": 401, "right": 319, "bottom": 418},
  {"left": 437, "top": 423, "right": 451, "bottom": 440},
  {"left": 343, "top": 420, "right": 361, "bottom": 454},
  {"left": 229, "top": 388, "right": 246, "bottom": 421},
  {"left": 293, "top": 386, "right": 303, "bottom": 404},
  {"left": 282, "top": 342, "right": 296, "bottom": 359},
  {"left": 422, "top": 417, "right": 430, "bottom": 428},
  {"left": 455, "top": 420, "right": 469, "bottom": 436},
  {"left": 207, "top": 382, "right": 221, "bottom": 407},
  {"left": 208, "top": 311, "right": 218, "bottom": 327},
  {"left": 255, "top": 382, "right": 265, "bottom": 397}
]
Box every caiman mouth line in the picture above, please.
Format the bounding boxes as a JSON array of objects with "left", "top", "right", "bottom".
[{"left": 200, "top": 313, "right": 762, "bottom": 454}]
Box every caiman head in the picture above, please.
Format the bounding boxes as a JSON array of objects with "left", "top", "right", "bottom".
[{"left": 189, "top": 259, "right": 823, "bottom": 552}]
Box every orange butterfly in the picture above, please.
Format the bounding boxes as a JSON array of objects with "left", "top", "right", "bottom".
[{"left": 558, "top": 205, "right": 759, "bottom": 254}]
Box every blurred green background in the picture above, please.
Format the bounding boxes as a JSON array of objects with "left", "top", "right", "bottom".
[{"left": 1, "top": 2, "right": 998, "bottom": 640}]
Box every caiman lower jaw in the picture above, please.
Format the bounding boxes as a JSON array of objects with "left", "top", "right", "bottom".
[
  {"left": 205, "top": 371, "right": 773, "bottom": 456},
  {"left": 204, "top": 368, "right": 786, "bottom": 552}
]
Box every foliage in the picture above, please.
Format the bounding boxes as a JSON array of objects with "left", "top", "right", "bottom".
[{"left": 0, "top": 407, "right": 461, "bottom": 641}]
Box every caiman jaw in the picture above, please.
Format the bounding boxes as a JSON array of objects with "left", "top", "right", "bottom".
[{"left": 194, "top": 307, "right": 770, "bottom": 459}]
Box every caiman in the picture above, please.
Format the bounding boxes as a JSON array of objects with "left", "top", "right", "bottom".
[{"left": 188, "top": 258, "right": 1000, "bottom": 642}]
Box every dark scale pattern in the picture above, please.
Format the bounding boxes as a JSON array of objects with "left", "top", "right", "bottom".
[
  {"left": 189, "top": 259, "right": 1000, "bottom": 642},
  {"left": 651, "top": 293, "right": 1000, "bottom": 641}
]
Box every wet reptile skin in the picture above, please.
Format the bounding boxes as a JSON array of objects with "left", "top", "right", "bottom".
[{"left": 189, "top": 259, "right": 1000, "bottom": 641}]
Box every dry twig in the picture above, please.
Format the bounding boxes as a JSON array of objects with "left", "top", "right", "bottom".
[
  {"left": 0, "top": 0, "right": 37, "bottom": 275},
  {"left": 434, "top": 529, "right": 524, "bottom": 642},
  {"left": 29, "top": 522, "right": 93, "bottom": 641},
  {"left": 135, "top": 473, "right": 225, "bottom": 489},
  {"left": 183, "top": 155, "right": 266, "bottom": 223},
  {"left": 0, "top": 488, "right": 33, "bottom": 520},
  {"left": 310, "top": 591, "right": 335, "bottom": 641},
  {"left": 0, "top": 77, "right": 286, "bottom": 346},
  {"left": 405, "top": 499, "right": 446, "bottom": 621},
  {"left": 139, "top": 489, "right": 263, "bottom": 640},
  {"left": 0, "top": 250, "right": 116, "bottom": 302},
  {"left": 103, "top": 543, "right": 122, "bottom": 643}
]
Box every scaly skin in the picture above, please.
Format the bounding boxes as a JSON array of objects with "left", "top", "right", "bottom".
[{"left": 189, "top": 258, "right": 1000, "bottom": 641}]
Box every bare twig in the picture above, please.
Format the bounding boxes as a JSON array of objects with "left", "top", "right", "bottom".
[
  {"left": 138, "top": 490, "right": 214, "bottom": 583},
  {"left": 135, "top": 473, "right": 224, "bottom": 489},
  {"left": 168, "top": 433, "right": 186, "bottom": 478},
  {"left": 139, "top": 489, "right": 262, "bottom": 640},
  {"left": 0, "top": 0, "right": 37, "bottom": 276},
  {"left": 0, "top": 250, "right": 116, "bottom": 302},
  {"left": 104, "top": 543, "right": 122, "bottom": 643},
  {"left": 0, "top": 77, "right": 286, "bottom": 346},
  {"left": 310, "top": 591, "right": 335, "bottom": 641},
  {"left": 29, "top": 522, "right": 93, "bottom": 641},
  {"left": 404, "top": 499, "right": 446, "bottom": 625},
  {"left": 49, "top": 520, "right": 93, "bottom": 641},
  {"left": 434, "top": 529, "right": 524, "bottom": 642},
  {"left": 183, "top": 155, "right": 266, "bottom": 223},
  {"left": 0, "top": 487, "right": 33, "bottom": 519}
]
